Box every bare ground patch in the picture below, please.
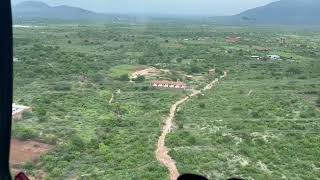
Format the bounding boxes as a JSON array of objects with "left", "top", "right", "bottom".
[
  {"left": 131, "top": 67, "right": 162, "bottom": 79},
  {"left": 10, "top": 139, "right": 54, "bottom": 167}
]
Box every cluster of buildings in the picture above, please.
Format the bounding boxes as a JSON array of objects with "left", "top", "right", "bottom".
[
  {"left": 151, "top": 80, "right": 187, "bottom": 89},
  {"left": 226, "top": 36, "right": 241, "bottom": 43},
  {"left": 151, "top": 69, "right": 216, "bottom": 90},
  {"left": 251, "top": 55, "right": 281, "bottom": 61}
]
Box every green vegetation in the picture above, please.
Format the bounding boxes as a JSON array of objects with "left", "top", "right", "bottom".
[
  {"left": 13, "top": 23, "right": 320, "bottom": 179},
  {"left": 166, "top": 30, "right": 320, "bottom": 179},
  {"left": 110, "top": 65, "right": 140, "bottom": 79}
]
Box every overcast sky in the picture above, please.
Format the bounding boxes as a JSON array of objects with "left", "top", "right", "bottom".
[{"left": 12, "top": 0, "right": 278, "bottom": 15}]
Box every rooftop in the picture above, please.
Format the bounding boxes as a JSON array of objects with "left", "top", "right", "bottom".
[
  {"left": 152, "top": 80, "right": 186, "bottom": 86},
  {"left": 12, "top": 104, "right": 31, "bottom": 115}
]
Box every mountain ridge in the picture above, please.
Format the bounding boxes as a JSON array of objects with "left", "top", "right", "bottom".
[
  {"left": 233, "top": 0, "right": 320, "bottom": 25},
  {"left": 12, "top": 1, "right": 114, "bottom": 22},
  {"left": 13, "top": 0, "right": 320, "bottom": 25}
]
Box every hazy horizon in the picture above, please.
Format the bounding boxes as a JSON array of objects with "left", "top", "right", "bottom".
[{"left": 12, "top": 0, "right": 278, "bottom": 16}]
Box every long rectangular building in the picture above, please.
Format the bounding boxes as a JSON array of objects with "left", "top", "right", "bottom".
[{"left": 151, "top": 80, "right": 187, "bottom": 89}]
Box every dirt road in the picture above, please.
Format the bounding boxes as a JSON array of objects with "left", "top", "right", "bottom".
[
  {"left": 109, "top": 93, "right": 114, "bottom": 104},
  {"left": 156, "top": 72, "right": 227, "bottom": 180}
]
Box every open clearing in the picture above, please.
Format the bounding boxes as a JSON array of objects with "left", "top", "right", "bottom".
[
  {"left": 131, "top": 67, "right": 162, "bottom": 79},
  {"left": 10, "top": 139, "right": 54, "bottom": 166}
]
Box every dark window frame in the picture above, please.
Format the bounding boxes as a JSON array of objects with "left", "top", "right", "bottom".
[{"left": 0, "top": 0, "right": 13, "bottom": 179}]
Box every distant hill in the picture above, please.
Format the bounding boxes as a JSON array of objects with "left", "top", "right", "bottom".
[
  {"left": 13, "top": 0, "right": 320, "bottom": 25},
  {"left": 235, "top": 0, "right": 320, "bottom": 25},
  {"left": 12, "top": 1, "right": 116, "bottom": 22}
]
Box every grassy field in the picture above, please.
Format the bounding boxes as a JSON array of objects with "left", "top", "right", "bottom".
[
  {"left": 109, "top": 64, "right": 141, "bottom": 78},
  {"left": 12, "top": 23, "right": 320, "bottom": 179}
]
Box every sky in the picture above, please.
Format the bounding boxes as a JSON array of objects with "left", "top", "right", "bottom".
[{"left": 12, "top": 0, "right": 278, "bottom": 16}]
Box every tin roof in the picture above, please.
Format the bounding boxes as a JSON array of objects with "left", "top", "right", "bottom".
[{"left": 152, "top": 80, "right": 186, "bottom": 86}]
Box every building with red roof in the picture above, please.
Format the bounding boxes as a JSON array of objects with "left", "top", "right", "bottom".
[{"left": 151, "top": 80, "right": 187, "bottom": 89}]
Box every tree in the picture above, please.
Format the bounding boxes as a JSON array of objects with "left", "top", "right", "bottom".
[
  {"left": 113, "top": 103, "right": 127, "bottom": 117},
  {"left": 91, "top": 73, "right": 105, "bottom": 84},
  {"left": 176, "top": 57, "right": 183, "bottom": 63},
  {"left": 190, "top": 63, "right": 203, "bottom": 73},
  {"left": 14, "top": 127, "right": 37, "bottom": 140},
  {"left": 141, "top": 86, "right": 149, "bottom": 91},
  {"left": 158, "top": 52, "right": 164, "bottom": 56},
  {"left": 53, "top": 82, "right": 72, "bottom": 91},
  {"left": 300, "top": 108, "right": 316, "bottom": 118},
  {"left": 199, "top": 103, "right": 206, "bottom": 108},
  {"left": 37, "top": 107, "right": 47, "bottom": 122},
  {"left": 71, "top": 135, "right": 85, "bottom": 147},
  {"left": 316, "top": 96, "right": 320, "bottom": 107},
  {"left": 286, "top": 66, "right": 302, "bottom": 75},
  {"left": 238, "top": 49, "right": 244, "bottom": 56},
  {"left": 138, "top": 58, "right": 147, "bottom": 65},
  {"left": 118, "top": 74, "right": 129, "bottom": 81},
  {"left": 135, "top": 75, "right": 145, "bottom": 82},
  {"left": 169, "top": 71, "right": 181, "bottom": 81}
]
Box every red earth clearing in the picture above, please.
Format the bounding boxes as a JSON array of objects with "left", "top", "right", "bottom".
[{"left": 10, "top": 139, "right": 54, "bottom": 167}]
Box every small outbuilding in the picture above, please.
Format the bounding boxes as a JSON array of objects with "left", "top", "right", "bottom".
[
  {"left": 185, "top": 75, "right": 193, "bottom": 80},
  {"left": 208, "top": 69, "right": 216, "bottom": 75},
  {"left": 267, "top": 55, "right": 281, "bottom": 61},
  {"left": 251, "top": 56, "right": 260, "bottom": 60},
  {"left": 12, "top": 104, "right": 32, "bottom": 120}
]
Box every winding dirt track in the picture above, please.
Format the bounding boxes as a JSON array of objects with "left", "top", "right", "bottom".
[
  {"left": 109, "top": 93, "right": 114, "bottom": 104},
  {"left": 156, "top": 72, "right": 227, "bottom": 180}
]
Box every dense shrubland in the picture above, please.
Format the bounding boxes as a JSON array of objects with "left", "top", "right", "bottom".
[{"left": 12, "top": 23, "right": 320, "bottom": 179}]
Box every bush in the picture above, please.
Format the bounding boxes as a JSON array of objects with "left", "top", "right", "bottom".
[
  {"left": 138, "top": 58, "right": 147, "bottom": 65},
  {"left": 300, "top": 108, "right": 317, "bottom": 118},
  {"left": 118, "top": 74, "right": 129, "bottom": 81},
  {"left": 91, "top": 73, "right": 105, "bottom": 84},
  {"left": 199, "top": 103, "right": 206, "bottom": 108},
  {"left": 135, "top": 75, "right": 145, "bottom": 82},
  {"left": 23, "top": 162, "right": 35, "bottom": 171},
  {"left": 45, "top": 134, "right": 58, "bottom": 145},
  {"left": 37, "top": 108, "right": 47, "bottom": 117},
  {"left": 187, "top": 136, "right": 197, "bottom": 144},
  {"left": 232, "top": 106, "right": 244, "bottom": 112},
  {"left": 286, "top": 66, "right": 302, "bottom": 75},
  {"left": 250, "top": 111, "right": 261, "bottom": 118},
  {"left": 190, "top": 64, "right": 203, "bottom": 73},
  {"left": 316, "top": 96, "right": 320, "bottom": 107},
  {"left": 70, "top": 135, "right": 85, "bottom": 147},
  {"left": 53, "top": 82, "right": 72, "bottom": 91},
  {"left": 15, "top": 127, "right": 37, "bottom": 140},
  {"left": 141, "top": 86, "right": 149, "bottom": 91}
]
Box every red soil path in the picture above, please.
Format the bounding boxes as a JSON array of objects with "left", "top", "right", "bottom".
[{"left": 156, "top": 71, "right": 227, "bottom": 180}]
